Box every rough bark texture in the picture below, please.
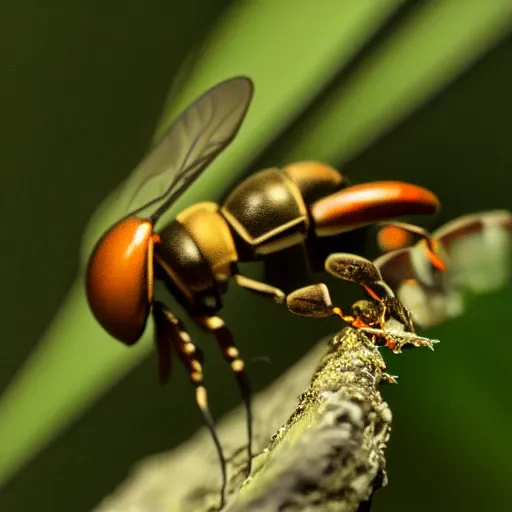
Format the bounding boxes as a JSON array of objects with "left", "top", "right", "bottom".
[{"left": 94, "top": 328, "right": 394, "bottom": 512}]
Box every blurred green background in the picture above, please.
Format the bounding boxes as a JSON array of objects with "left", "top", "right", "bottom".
[{"left": 0, "top": 1, "right": 511, "bottom": 511}]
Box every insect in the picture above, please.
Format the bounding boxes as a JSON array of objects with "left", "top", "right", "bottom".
[
  {"left": 85, "top": 76, "right": 441, "bottom": 507},
  {"left": 374, "top": 210, "right": 512, "bottom": 327},
  {"left": 286, "top": 253, "right": 439, "bottom": 361}
]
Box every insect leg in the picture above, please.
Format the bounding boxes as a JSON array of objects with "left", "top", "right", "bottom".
[
  {"left": 153, "top": 312, "right": 172, "bottom": 384},
  {"left": 286, "top": 282, "right": 355, "bottom": 322},
  {"left": 376, "top": 302, "right": 388, "bottom": 329},
  {"left": 194, "top": 314, "right": 254, "bottom": 477},
  {"left": 377, "top": 221, "right": 446, "bottom": 271},
  {"left": 234, "top": 273, "right": 285, "bottom": 303},
  {"left": 152, "top": 302, "right": 227, "bottom": 509}
]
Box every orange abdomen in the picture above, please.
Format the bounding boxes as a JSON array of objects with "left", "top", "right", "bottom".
[
  {"left": 312, "top": 181, "right": 440, "bottom": 237},
  {"left": 86, "top": 217, "right": 155, "bottom": 344}
]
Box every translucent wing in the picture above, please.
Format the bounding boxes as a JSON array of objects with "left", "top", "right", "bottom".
[
  {"left": 125, "top": 76, "right": 254, "bottom": 221},
  {"left": 375, "top": 248, "right": 423, "bottom": 290},
  {"left": 433, "top": 210, "right": 512, "bottom": 294},
  {"left": 375, "top": 248, "right": 463, "bottom": 327},
  {"left": 375, "top": 210, "right": 512, "bottom": 327}
]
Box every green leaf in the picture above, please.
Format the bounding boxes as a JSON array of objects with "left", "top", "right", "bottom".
[{"left": 279, "top": 0, "right": 512, "bottom": 166}]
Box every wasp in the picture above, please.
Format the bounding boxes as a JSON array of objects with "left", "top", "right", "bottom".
[
  {"left": 286, "top": 252, "right": 439, "bottom": 361},
  {"left": 374, "top": 210, "right": 512, "bottom": 327},
  {"left": 86, "top": 76, "right": 440, "bottom": 507}
]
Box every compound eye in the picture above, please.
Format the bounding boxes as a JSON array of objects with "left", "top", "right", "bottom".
[{"left": 86, "top": 217, "right": 155, "bottom": 344}]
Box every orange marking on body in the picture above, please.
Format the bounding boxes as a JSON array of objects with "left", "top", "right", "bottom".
[
  {"left": 427, "top": 247, "right": 447, "bottom": 272},
  {"left": 311, "top": 181, "right": 440, "bottom": 237},
  {"left": 352, "top": 318, "right": 369, "bottom": 328},
  {"left": 332, "top": 307, "right": 344, "bottom": 318},
  {"left": 377, "top": 225, "right": 414, "bottom": 252},
  {"left": 419, "top": 238, "right": 446, "bottom": 272},
  {"left": 385, "top": 339, "right": 397, "bottom": 351},
  {"left": 363, "top": 284, "right": 381, "bottom": 301},
  {"left": 86, "top": 216, "right": 153, "bottom": 344}
]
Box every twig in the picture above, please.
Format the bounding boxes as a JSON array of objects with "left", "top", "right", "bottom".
[{"left": 94, "top": 327, "right": 400, "bottom": 512}]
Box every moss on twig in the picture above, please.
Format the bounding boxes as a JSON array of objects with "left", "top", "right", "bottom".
[{"left": 95, "top": 327, "right": 423, "bottom": 512}]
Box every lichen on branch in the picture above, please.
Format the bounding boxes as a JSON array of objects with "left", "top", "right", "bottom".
[
  {"left": 95, "top": 327, "right": 431, "bottom": 512},
  {"left": 224, "top": 327, "right": 392, "bottom": 512}
]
